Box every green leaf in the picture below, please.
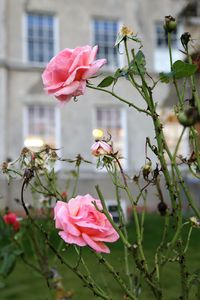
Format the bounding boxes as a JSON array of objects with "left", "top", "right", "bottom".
[
  {"left": 159, "top": 71, "right": 175, "bottom": 83},
  {"left": 0, "top": 253, "right": 16, "bottom": 277},
  {"left": 173, "top": 60, "right": 198, "bottom": 79},
  {"left": 130, "top": 50, "right": 146, "bottom": 75},
  {"left": 98, "top": 76, "right": 115, "bottom": 88}
]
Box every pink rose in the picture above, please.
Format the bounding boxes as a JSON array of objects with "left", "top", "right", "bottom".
[
  {"left": 42, "top": 45, "right": 106, "bottom": 102},
  {"left": 3, "top": 212, "right": 20, "bottom": 231},
  {"left": 91, "top": 141, "right": 113, "bottom": 156},
  {"left": 54, "top": 194, "right": 119, "bottom": 253}
]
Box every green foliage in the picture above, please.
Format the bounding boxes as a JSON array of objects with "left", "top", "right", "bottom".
[
  {"left": 1, "top": 216, "right": 200, "bottom": 300},
  {"left": 98, "top": 76, "right": 115, "bottom": 88},
  {"left": 173, "top": 60, "right": 197, "bottom": 79},
  {"left": 160, "top": 60, "right": 198, "bottom": 83},
  {"left": 130, "top": 50, "right": 146, "bottom": 75}
]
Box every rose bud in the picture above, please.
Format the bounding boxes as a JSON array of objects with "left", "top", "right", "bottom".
[
  {"left": 164, "top": 16, "right": 177, "bottom": 33},
  {"left": 157, "top": 202, "right": 168, "bottom": 216},
  {"left": 177, "top": 107, "right": 199, "bottom": 127},
  {"left": 91, "top": 141, "right": 113, "bottom": 157},
  {"left": 3, "top": 212, "right": 20, "bottom": 231}
]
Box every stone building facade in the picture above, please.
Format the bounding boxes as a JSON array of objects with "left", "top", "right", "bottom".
[{"left": 0, "top": 0, "right": 198, "bottom": 210}]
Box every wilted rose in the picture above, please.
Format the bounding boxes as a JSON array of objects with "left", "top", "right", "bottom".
[
  {"left": 54, "top": 194, "right": 119, "bottom": 253},
  {"left": 91, "top": 141, "right": 113, "bottom": 156},
  {"left": 42, "top": 45, "right": 106, "bottom": 102}
]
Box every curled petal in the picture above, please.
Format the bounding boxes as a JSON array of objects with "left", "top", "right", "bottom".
[
  {"left": 59, "top": 231, "right": 87, "bottom": 247},
  {"left": 82, "top": 233, "right": 110, "bottom": 253}
]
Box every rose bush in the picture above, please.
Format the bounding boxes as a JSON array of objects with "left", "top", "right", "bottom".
[
  {"left": 54, "top": 194, "right": 119, "bottom": 253},
  {"left": 42, "top": 45, "right": 106, "bottom": 102}
]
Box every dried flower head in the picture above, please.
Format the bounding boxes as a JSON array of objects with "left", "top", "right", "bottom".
[{"left": 120, "top": 25, "right": 134, "bottom": 37}]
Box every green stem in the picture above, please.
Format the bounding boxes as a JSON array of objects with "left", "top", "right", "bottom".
[
  {"left": 177, "top": 241, "right": 189, "bottom": 300},
  {"left": 190, "top": 127, "right": 200, "bottom": 169},
  {"left": 172, "top": 127, "right": 186, "bottom": 161},
  {"left": 114, "top": 168, "right": 133, "bottom": 292},
  {"left": 124, "top": 187, "right": 148, "bottom": 273},
  {"left": 87, "top": 84, "right": 151, "bottom": 115},
  {"left": 95, "top": 185, "right": 131, "bottom": 249},
  {"left": 95, "top": 252, "right": 138, "bottom": 300},
  {"left": 71, "top": 164, "right": 80, "bottom": 198},
  {"left": 167, "top": 32, "right": 183, "bottom": 107},
  {"left": 186, "top": 45, "right": 200, "bottom": 114},
  {"left": 74, "top": 246, "right": 107, "bottom": 297},
  {"left": 183, "top": 226, "right": 193, "bottom": 254}
]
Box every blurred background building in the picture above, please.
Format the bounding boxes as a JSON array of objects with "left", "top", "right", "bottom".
[{"left": 0, "top": 0, "right": 199, "bottom": 212}]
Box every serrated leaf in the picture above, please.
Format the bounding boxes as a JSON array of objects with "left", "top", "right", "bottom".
[
  {"left": 173, "top": 60, "right": 197, "bottom": 79},
  {"left": 98, "top": 76, "right": 115, "bottom": 88},
  {"left": 130, "top": 50, "right": 146, "bottom": 75}
]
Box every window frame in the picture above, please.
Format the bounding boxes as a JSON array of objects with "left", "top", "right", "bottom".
[
  {"left": 90, "top": 18, "right": 123, "bottom": 70},
  {"left": 22, "top": 12, "right": 59, "bottom": 66},
  {"left": 154, "top": 21, "right": 184, "bottom": 72},
  {"left": 92, "top": 105, "right": 128, "bottom": 169},
  {"left": 23, "top": 104, "right": 61, "bottom": 150}
]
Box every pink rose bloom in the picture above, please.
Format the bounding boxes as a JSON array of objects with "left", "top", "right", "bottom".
[
  {"left": 3, "top": 212, "right": 20, "bottom": 231},
  {"left": 54, "top": 194, "right": 119, "bottom": 253},
  {"left": 42, "top": 45, "right": 106, "bottom": 102},
  {"left": 91, "top": 141, "right": 113, "bottom": 156}
]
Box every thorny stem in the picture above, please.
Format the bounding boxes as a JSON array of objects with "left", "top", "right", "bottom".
[
  {"left": 167, "top": 32, "right": 183, "bottom": 107},
  {"left": 87, "top": 84, "right": 151, "bottom": 116},
  {"left": 71, "top": 164, "right": 80, "bottom": 197},
  {"left": 95, "top": 185, "right": 131, "bottom": 249},
  {"left": 177, "top": 240, "right": 189, "bottom": 300},
  {"left": 186, "top": 44, "right": 200, "bottom": 115},
  {"left": 95, "top": 252, "right": 138, "bottom": 300},
  {"left": 111, "top": 154, "right": 128, "bottom": 187},
  {"left": 114, "top": 168, "right": 133, "bottom": 292}
]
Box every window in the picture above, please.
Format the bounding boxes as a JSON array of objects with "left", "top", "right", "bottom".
[
  {"left": 26, "top": 14, "right": 55, "bottom": 63},
  {"left": 154, "top": 21, "right": 182, "bottom": 72},
  {"left": 93, "top": 19, "right": 119, "bottom": 68},
  {"left": 23, "top": 105, "right": 59, "bottom": 149},
  {"left": 162, "top": 112, "right": 189, "bottom": 161},
  {"left": 106, "top": 199, "right": 129, "bottom": 224},
  {"left": 155, "top": 22, "right": 178, "bottom": 49},
  {"left": 93, "top": 107, "right": 127, "bottom": 160}
]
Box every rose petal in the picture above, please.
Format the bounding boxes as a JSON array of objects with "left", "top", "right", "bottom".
[
  {"left": 89, "top": 45, "right": 98, "bottom": 64},
  {"left": 82, "top": 59, "right": 107, "bottom": 79},
  {"left": 93, "top": 231, "right": 119, "bottom": 242},
  {"left": 82, "top": 233, "right": 110, "bottom": 253},
  {"left": 54, "top": 81, "right": 80, "bottom": 97},
  {"left": 59, "top": 231, "right": 87, "bottom": 247}
]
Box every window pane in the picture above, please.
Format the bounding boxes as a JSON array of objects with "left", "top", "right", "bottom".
[
  {"left": 155, "top": 21, "right": 178, "bottom": 48},
  {"left": 27, "top": 13, "right": 55, "bottom": 63},
  {"left": 93, "top": 19, "right": 119, "bottom": 67},
  {"left": 94, "top": 107, "right": 125, "bottom": 157},
  {"left": 25, "top": 105, "right": 56, "bottom": 148}
]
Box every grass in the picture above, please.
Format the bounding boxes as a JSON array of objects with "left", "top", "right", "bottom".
[{"left": 1, "top": 214, "right": 200, "bottom": 300}]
